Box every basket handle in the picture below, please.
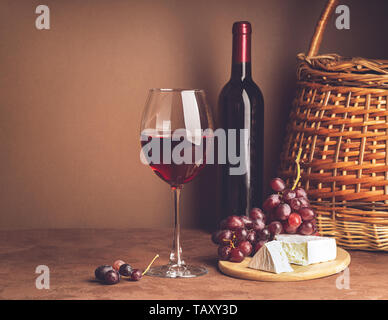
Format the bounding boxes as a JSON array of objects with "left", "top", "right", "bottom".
[{"left": 307, "top": 0, "right": 339, "bottom": 57}]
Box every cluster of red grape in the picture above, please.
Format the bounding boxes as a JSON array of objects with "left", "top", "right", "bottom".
[
  {"left": 95, "top": 260, "right": 142, "bottom": 285},
  {"left": 264, "top": 178, "right": 317, "bottom": 236},
  {"left": 94, "top": 256, "right": 158, "bottom": 285},
  {"left": 211, "top": 208, "right": 269, "bottom": 262},
  {"left": 211, "top": 177, "right": 317, "bottom": 263}
]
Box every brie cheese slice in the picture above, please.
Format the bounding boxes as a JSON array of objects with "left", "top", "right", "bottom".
[
  {"left": 248, "top": 240, "right": 293, "bottom": 274},
  {"left": 275, "top": 234, "right": 337, "bottom": 266}
]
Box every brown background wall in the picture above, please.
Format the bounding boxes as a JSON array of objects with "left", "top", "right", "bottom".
[{"left": 0, "top": 0, "right": 387, "bottom": 230}]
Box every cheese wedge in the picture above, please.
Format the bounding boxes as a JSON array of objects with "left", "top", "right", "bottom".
[
  {"left": 248, "top": 240, "right": 293, "bottom": 274},
  {"left": 275, "top": 234, "right": 337, "bottom": 266}
]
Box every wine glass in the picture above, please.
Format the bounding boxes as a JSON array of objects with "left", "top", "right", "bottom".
[{"left": 140, "top": 88, "right": 214, "bottom": 278}]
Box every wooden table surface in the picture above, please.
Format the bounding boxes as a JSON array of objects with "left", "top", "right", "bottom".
[{"left": 0, "top": 228, "right": 387, "bottom": 300}]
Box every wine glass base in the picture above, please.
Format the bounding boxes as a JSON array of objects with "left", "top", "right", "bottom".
[{"left": 146, "top": 264, "right": 208, "bottom": 278}]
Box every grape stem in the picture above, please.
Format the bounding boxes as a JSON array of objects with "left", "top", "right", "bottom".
[
  {"left": 223, "top": 236, "right": 236, "bottom": 249},
  {"left": 142, "top": 254, "right": 160, "bottom": 276},
  {"left": 291, "top": 148, "right": 303, "bottom": 191}
]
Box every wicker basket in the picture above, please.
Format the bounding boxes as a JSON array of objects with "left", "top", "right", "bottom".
[{"left": 279, "top": 0, "right": 388, "bottom": 251}]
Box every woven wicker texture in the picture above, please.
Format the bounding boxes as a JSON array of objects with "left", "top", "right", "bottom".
[{"left": 279, "top": 0, "right": 388, "bottom": 250}]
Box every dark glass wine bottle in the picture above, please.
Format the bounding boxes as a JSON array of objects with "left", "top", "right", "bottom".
[{"left": 218, "top": 21, "right": 264, "bottom": 218}]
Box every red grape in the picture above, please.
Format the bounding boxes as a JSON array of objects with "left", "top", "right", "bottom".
[
  {"left": 238, "top": 241, "right": 252, "bottom": 256},
  {"left": 299, "top": 221, "right": 314, "bottom": 235},
  {"left": 299, "top": 197, "right": 310, "bottom": 208},
  {"left": 234, "top": 228, "right": 248, "bottom": 242},
  {"left": 119, "top": 264, "right": 133, "bottom": 276},
  {"left": 249, "top": 208, "right": 265, "bottom": 221},
  {"left": 113, "top": 260, "right": 125, "bottom": 271},
  {"left": 218, "top": 245, "right": 232, "bottom": 260},
  {"left": 283, "top": 221, "right": 298, "bottom": 234},
  {"left": 299, "top": 207, "right": 315, "bottom": 221},
  {"left": 130, "top": 269, "right": 142, "bottom": 281},
  {"left": 257, "top": 228, "right": 271, "bottom": 240},
  {"left": 225, "top": 215, "right": 244, "bottom": 231},
  {"left": 268, "top": 221, "right": 283, "bottom": 236},
  {"left": 211, "top": 230, "right": 220, "bottom": 244},
  {"left": 229, "top": 248, "right": 245, "bottom": 262},
  {"left": 104, "top": 270, "right": 120, "bottom": 285},
  {"left": 239, "top": 215, "right": 254, "bottom": 229},
  {"left": 211, "top": 229, "right": 233, "bottom": 245},
  {"left": 270, "top": 178, "right": 286, "bottom": 192},
  {"left": 252, "top": 219, "right": 265, "bottom": 232},
  {"left": 283, "top": 189, "right": 296, "bottom": 203},
  {"left": 295, "top": 187, "right": 307, "bottom": 199},
  {"left": 263, "top": 194, "right": 281, "bottom": 212},
  {"left": 95, "top": 265, "right": 113, "bottom": 281},
  {"left": 288, "top": 213, "right": 302, "bottom": 228},
  {"left": 290, "top": 198, "right": 302, "bottom": 211},
  {"left": 275, "top": 203, "right": 291, "bottom": 221},
  {"left": 246, "top": 230, "right": 257, "bottom": 243},
  {"left": 253, "top": 240, "right": 267, "bottom": 254}
]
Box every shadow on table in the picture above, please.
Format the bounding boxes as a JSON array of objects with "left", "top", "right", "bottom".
[{"left": 196, "top": 255, "right": 218, "bottom": 269}]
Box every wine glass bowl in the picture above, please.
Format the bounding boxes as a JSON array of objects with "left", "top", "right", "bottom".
[{"left": 140, "top": 88, "right": 214, "bottom": 278}]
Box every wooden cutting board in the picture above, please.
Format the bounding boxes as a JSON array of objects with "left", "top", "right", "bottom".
[{"left": 218, "top": 248, "right": 350, "bottom": 281}]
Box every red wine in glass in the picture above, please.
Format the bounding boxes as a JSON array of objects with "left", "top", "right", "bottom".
[
  {"left": 139, "top": 88, "right": 214, "bottom": 278},
  {"left": 141, "top": 135, "right": 208, "bottom": 187}
]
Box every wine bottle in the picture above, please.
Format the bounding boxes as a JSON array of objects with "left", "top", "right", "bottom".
[{"left": 218, "top": 21, "right": 264, "bottom": 218}]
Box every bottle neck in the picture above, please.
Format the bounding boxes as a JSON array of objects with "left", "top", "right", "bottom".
[
  {"left": 231, "top": 33, "right": 252, "bottom": 80},
  {"left": 231, "top": 62, "right": 252, "bottom": 80}
]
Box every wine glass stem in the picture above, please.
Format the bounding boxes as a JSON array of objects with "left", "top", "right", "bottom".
[{"left": 170, "top": 186, "right": 184, "bottom": 267}]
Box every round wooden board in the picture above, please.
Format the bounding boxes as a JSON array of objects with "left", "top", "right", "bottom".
[{"left": 218, "top": 248, "right": 350, "bottom": 281}]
